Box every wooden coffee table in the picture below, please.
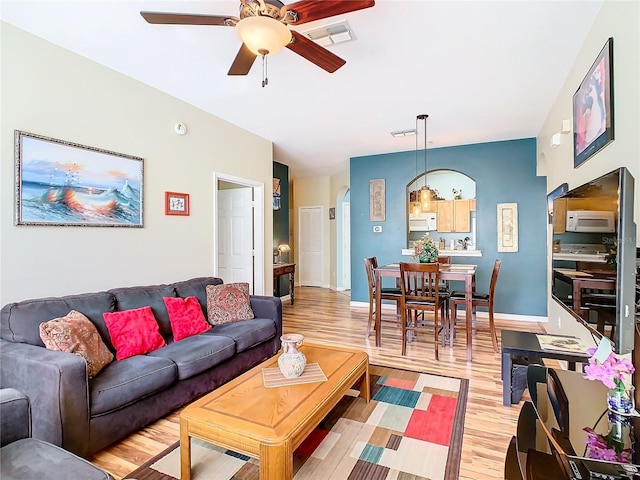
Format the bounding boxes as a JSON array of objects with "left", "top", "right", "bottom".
[{"left": 180, "top": 343, "right": 370, "bottom": 480}]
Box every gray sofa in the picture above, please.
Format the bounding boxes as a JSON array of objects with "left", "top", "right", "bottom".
[
  {"left": 0, "top": 388, "right": 114, "bottom": 479},
  {"left": 0, "top": 277, "right": 282, "bottom": 458}
]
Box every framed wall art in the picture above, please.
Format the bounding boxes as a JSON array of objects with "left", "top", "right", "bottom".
[
  {"left": 165, "top": 191, "right": 190, "bottom": 216},
  {"left": 272, "top": 178, "right": 281, "bottom": 211},
  {"left": 369, "top": 179, "right": 385, "bottom": 221},
  {"left": 573, "top": 37, "right": 614, "bottom": 168},
  {"left": 497, "top": 203, "right": 518, "bottom": 252},
  {"left": 14, "top": 130, "right": 144, "bottom": 227}
]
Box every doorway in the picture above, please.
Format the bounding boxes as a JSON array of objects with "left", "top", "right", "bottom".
[
  {"left": 213, "top": 172, "right": 265, "bottom": 295},
  {"left": 298, "top": 206, "right": 323, "bottom": 287}
]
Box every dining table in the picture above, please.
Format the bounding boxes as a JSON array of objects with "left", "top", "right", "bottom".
[
  {"left": 552, "top": 268, "right": 616, "bottom": 319},
  {"left": 374, "top": 262, "right": 478, "bottom": 361}
]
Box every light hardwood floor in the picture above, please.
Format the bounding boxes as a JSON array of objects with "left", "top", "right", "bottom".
[{"left": 91, "top": 287, "right": 546, "bottom": 479}]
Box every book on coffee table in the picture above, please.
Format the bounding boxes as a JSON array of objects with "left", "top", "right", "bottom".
[{"left": 536, "top": 334, "right": 589, "bottom": 353}]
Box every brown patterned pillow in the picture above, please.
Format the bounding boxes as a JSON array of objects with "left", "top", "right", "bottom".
[
  {"left": 39, "top": 310, "right": 114, "bottom": 378},
  {"left": 206, "top": 283, "right": 255, "bottom": 325}
]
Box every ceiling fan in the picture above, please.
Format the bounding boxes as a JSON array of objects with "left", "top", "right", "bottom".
[{"left": 141, "top": 0, "right": 374, "bottom": 82}]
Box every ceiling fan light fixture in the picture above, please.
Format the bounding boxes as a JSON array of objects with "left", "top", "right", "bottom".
[{"left": 235, "top": 16, "right": 292, "bottom": 56}]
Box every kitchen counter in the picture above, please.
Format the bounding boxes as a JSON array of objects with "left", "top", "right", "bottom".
[{"left": 401, "top": 248, "right": 482, "bottom": 257}]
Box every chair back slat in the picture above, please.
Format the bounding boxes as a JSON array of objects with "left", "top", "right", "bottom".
[{"left": 400, "top": 262, "right": 440, "bottom": 304}]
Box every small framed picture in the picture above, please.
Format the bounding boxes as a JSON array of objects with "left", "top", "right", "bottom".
[
  {"left": 165, "top": 191, "right": 189, "bottom": 216},
  {"left": 329, "top": 207, "right": 336, "bottom": 220}
]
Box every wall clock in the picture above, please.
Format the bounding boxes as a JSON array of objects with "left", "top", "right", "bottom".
[{"left": 165, "top": 191, "right": 190, "bottom": 216}]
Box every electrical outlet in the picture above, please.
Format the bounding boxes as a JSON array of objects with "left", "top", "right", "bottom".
[{"left": 373, "top": 225, "right": 382, "bottom": 233}]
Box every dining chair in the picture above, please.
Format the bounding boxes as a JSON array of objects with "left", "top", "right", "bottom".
[
  {"left": 363, "top": 256, "right": 402, "bottom": 338},
  {"left": 398, "top": 262, "right": 448, "bottom": 360},
  {"left": 449, "top": 259, "right": 501, "bottom": 353}
]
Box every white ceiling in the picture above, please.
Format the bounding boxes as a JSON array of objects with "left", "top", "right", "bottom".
[{"left": 1, "top": 1, "right": 604, "bottom": 178}]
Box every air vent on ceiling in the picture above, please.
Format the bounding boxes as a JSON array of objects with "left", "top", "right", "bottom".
[{"left": 303, "top": 20, "right": 354, "bottom": 47}]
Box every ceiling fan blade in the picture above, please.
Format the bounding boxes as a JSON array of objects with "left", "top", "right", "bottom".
[
  {"left": 140, "top": 11, "right": 238, "bottom": 26},
  {"left": 287, "top": 31, "right": 346, "bottom": 73},
  {"left": 228, "top": 44, "right": 257, "bottom": 76},
  {"left": 282, "top": 0, "right": 374, "bottom": 25}
]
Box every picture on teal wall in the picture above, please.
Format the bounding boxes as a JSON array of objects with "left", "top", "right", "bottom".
[
  {"left": 273, "top": 178, "right": 281, "bottom": 210},
  {"left": 14, "top": 130, "right": 143, "bottom": 227}
]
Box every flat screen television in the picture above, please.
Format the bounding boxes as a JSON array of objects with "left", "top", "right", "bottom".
[{"left": 550, "top": 167, "right": 637, "bottom": 354}]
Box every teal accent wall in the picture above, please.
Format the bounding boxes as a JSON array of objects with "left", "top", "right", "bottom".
[
  {"left": 350, "top": 138, "right": 548, "bottom": 316},
  {"left": 273, "top": 161, "right": 290, "bottom": 295}
]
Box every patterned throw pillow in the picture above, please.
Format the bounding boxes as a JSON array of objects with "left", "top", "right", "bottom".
[
  {"left": 39, "top": 310, "right": 114, "bottom": 378},
  {"left": 103, "top": 306, "right": 166, "bottom": 361},
  {"left": 206, "top": 283, "right": 255, "bottom": 325},
  {"left": 163, "top": 296, "right": 211, "bottom": 341}
]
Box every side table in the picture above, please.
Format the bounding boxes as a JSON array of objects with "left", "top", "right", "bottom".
[
  {"left": 501, "top": 329, "right": 590, "bottom": 406},
  {"left": 273, "top": 263, "right": 295, "bottom": 305}
]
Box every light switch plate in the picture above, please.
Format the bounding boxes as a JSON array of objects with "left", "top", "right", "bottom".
[{"left": 373, "top": 225, "right": 382, "bottom": 233}]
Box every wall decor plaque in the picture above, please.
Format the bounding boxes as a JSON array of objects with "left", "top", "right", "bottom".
[{"left": 369, "top": 179, "right": 385, "bottom": 221}]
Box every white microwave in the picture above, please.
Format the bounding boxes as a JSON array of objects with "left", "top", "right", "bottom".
[
  {"left": 409, "top": 212, "right": 437, "bottom": 231},
  {"left": 565, "top": 210, "right": 615, "bottom": 233}
]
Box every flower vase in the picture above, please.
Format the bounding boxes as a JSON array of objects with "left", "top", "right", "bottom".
[
  {"left": 607, "top": 386, "right": 636, "bottom": 415},
  {"left": 278, "top": 333, "right": 306, "bottom": 378}
]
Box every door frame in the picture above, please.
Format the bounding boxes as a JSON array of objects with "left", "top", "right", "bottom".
[{"left": 213, "top": 172, "right": 265, "bottom": 295}]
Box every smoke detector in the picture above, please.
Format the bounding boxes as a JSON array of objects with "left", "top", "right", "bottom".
[{"left": 302, "top": 20, "right": 354, "bottom": 47}]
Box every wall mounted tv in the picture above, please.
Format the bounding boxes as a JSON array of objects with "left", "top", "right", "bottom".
[{"left": 550, "top": 167, "right": 636, "bottom": 354}]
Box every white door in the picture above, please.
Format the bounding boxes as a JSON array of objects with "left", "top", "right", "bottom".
[
  {"left": 218, "top": 188, "right": 254, "bottom": 291},
  {"left": 342, "top": 202, "right": 351, "bottom": 289},
  {"left": 298, "top": 206, "right": 323, "bottom": 287}
]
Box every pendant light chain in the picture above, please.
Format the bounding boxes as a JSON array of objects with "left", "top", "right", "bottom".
[{"left": 260, "top": 49, "right": 269, "bottom": 88}]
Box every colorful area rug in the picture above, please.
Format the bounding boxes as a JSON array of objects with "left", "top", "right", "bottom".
[{"left": 123, "top": 365, "right": 468, "bottom": 480}]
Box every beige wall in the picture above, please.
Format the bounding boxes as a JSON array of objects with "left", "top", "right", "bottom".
[
  {"left": 537, "top": 1, "right": 639, "bottom": 340},
  {"left": 292, "top": 176, "right": 331, "bottom": 287},
  {"left": 0, "top": 23, "right": 274, "bottom": 304}
]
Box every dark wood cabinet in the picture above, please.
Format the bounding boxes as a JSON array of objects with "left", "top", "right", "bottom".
[{"left": 273, "top": 263, "right": 295, "bottom": 305}]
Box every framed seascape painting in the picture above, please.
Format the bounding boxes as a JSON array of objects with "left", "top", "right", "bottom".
[
  {"left": 14, "top": 130, "right": 144, "bottom": 227},
  {"left": 573, "top": 37, "right": 614, "bottom": 168}
]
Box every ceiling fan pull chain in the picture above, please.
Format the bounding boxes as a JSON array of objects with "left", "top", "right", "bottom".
[{"left": 260, "top": 50, "right": 268, "bottom": 87}]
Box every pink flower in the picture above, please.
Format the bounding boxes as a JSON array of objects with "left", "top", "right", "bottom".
[
  {"left": 583, "top": 350, "right": 635, "bottom": 390},
  {"left": 583, "top": 427, "right": 633, "bottom": 463}
]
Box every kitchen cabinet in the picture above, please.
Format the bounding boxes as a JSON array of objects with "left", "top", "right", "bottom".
[{"left": 436, "top": 199, "right": 471, "bottom": 232}]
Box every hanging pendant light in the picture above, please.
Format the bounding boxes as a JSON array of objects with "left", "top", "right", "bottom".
[{"left": 417, "top": 114, "right": 433, "bottom": 212}]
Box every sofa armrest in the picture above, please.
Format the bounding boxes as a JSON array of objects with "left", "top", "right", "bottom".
[
  {"left": 0, "top": 339, "right": 90, "bottom": 456},
  {"left": 250, "top": 295, "right": 283, "bottom": 340},
  {"left": 0, "top": 388, "right": 30, "bottom": 446}
]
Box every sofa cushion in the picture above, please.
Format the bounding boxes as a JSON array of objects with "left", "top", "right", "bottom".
[
  {"left": 108, "top": 284, "right": 176, "bottom": 342},
  {"left": 163, "top": 296, "right": 211, "bottom": 342},
  {"left": 147, "top": 335, "right": 235, "bottom": 381},
  {"left": 206, "top": 283, "right": 254, "bottom": 325},
  {"left": 203, "top": 318, "right": 277, "bottom": 353},
  {"left": 39, "top": 310, "right": 114, "bottom": 378},
  {"left": 103, "top": 307, "right": 166, "bottom": 361},
  {"left": 0, "top": 292, "right": 115, "bottom": 348},
  {"left": 90, "top": 355, "right": 177, "bottom": 416},
  {"left": 172, "top": 277, "right": 223, "bottom": 317}
]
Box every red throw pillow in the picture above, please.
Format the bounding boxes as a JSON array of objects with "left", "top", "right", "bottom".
[
  {"left": 163, "top": 296, "right": 211, "bottom": 341},
  {"left": 103, "top": 306, "right": 166, "bottom": 361}
]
